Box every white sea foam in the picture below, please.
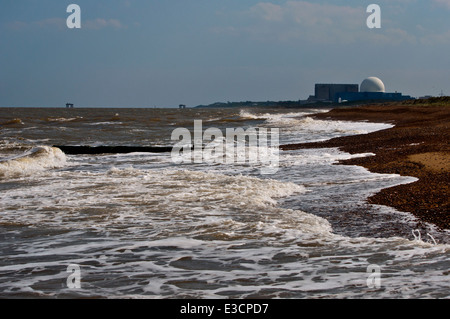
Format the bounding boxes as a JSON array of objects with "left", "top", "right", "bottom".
[
  {"left": 0, "top": 146, "right": 67, "bottom": 178},
  {"left": 0, "top": 167, "right": 313, "bottom": 231},
  {"left": 88, "top": 121, "right": 123, "bottom": 126},
  {"left": 239, "top": 109, "right": 394, "bottom": 144},
  {"left": 44, "top": 116, "right": 83, "bottom": 123}
]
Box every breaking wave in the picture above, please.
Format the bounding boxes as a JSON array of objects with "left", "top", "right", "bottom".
[
  {"left": 1, "top": 118, "right": 24, "bottom": 126},
  {"left": 0, "top": 146, "right": 67, "bottom": 178}
]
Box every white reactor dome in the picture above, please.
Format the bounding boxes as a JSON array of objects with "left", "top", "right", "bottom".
[{"left": 360, "top": 77, "right": 385, "bottom": 93}]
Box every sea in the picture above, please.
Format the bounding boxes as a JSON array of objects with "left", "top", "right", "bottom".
[{"left": 0, "top": 107, "right": 448, "bottom": 299}]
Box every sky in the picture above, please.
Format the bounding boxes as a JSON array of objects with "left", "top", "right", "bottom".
[{"left": 0, "top": 0, "right": 449, "bottom": 107}]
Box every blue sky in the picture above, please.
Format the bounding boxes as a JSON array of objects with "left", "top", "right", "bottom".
[{"left": 1, "top": 0, "right": 449, "bottom": 107}]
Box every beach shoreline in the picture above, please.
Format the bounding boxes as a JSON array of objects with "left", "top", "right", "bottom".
[{"left": 281, "top": 97, "right": 450, "bottom": 230}]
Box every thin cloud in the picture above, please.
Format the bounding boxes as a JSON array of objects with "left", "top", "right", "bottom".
[
  {"left": 6, "top": 18, "right": 66, "bottom": 31},
  {"left": 5, "top": 17, "right": 125, "bottom": 31},
  {"left": 246, "top": 1, "right": 367, "bottom": 44},
  {"left": 35, "top": 18, "right": 66, "bottom": 30},
  {"left": 6, "top": 21, "right": 28, "bottom": 31},
  {"left": 433, "top": 0, "right": 450, "bottom": 9},
  {"left": 250, "top": 1, "right": 362, "bottom": 27},
  {"left": 84, "top": 18, "right": 125, "bottom": 30},
  {"left": 250, "top": 2, "right": 284, "bottom": 22},
  {"left": 243, "top": 1, "right": 425, "bottom": 45}
]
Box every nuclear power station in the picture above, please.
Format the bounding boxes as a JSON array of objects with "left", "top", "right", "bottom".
[{"left": 308, "top": 77, "right": 412, "bottom": 103}]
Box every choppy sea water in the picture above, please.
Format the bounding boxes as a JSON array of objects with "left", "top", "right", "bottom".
[{"left": 0, "top": 107, "right": 448, "bottom": 299}]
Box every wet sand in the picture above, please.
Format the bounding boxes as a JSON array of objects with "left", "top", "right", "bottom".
[{"left": 282, "top": 97, "right": 450, "bottom": 230}]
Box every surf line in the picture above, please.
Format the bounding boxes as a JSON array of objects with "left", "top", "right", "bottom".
[{"left": 171, "top": 120, "right": 280, "bottom": 175}]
